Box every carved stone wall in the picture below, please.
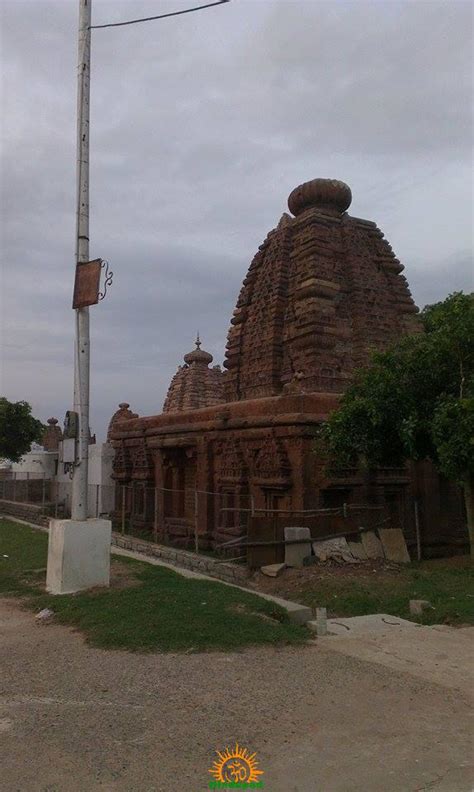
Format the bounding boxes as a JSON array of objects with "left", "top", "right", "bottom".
[
  {"left": 163, "top": 338, "right": 224, "bottom": 413},
  {"left": 224, "top": 178, "right": 420, "bottom": 401}
]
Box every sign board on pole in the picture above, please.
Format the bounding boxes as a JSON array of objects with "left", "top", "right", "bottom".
[{"left": 72, "top": 259, "right": 102, "bottom": 308}]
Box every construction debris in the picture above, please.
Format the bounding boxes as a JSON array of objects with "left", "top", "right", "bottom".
[
  {"left": 260, "top": 563, "right": 286, "bottom": 578},
  {"left": 409, "top": 599, "right": 431, "bottom": 615},
  {"left": 35, "top": 608, "right": 54, "bottom": 622},
  {"left": 312, "top": 537, "right": 359, "bottom": 564}
]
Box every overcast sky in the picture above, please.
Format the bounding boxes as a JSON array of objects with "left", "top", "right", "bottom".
[{"left": 1, "top": 0, "right": 472, "bottom": 440}]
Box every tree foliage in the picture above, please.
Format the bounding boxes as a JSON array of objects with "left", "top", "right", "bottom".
[
  {"left": 0, "top": 398, "right": 45, "bottom": 463},
  {"left": 320, "top": 292, "right": 474, "bottom": 552}
]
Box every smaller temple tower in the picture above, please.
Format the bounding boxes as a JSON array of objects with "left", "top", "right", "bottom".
[{"left": 163, "top": 336, "right": 224, "bottom": 413}]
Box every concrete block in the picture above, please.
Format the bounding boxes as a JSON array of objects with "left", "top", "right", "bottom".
[
  {"left": 261, "top": 563, "right": 286, "bottom": 577},
  {"left": 316, "top": 607, "right": 328, "bottom": 636},
  {"left": 378, "top": 528, "right": 411, "bottom": 563},
  {"left": 410, "top": 599, "right": 431, "bottom": 615},
  {"left": 284, "top": 526, "right": 312, "bottom": 568},
  {"left": 361, "top": 530, "right": 384, "bottom": 559},
  {"left": 46, "top": 518, "right": 111, "bottom": 595}
]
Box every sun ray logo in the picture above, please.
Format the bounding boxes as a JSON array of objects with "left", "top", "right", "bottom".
[{"left": 208, "top": 743, "right": 264, "bottom": 789}]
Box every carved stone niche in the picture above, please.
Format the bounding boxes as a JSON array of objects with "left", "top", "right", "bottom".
[
  {"left": 131, "top": 440, "right": 155, "bottom": 482},
  {"left": 112, "top": 443, "right": 133, "bottom": 482},
  {"left": 251, "top": 435, "right": 291, "bottom": 487},
  {"left": 217, "top": 438, "right": 248, "bottom": 484}
]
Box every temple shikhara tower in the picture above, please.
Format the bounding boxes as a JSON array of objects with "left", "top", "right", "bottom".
[{"left": 109, "top": 178, "right": 461, "bottom": 550}]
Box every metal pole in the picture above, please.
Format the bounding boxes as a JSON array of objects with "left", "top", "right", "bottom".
[{"left": 71, "top": 0, "right": 91, "bottom": 521}]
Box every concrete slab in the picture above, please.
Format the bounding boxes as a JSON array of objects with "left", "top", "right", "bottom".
[
  {"left": 46, "top": 518, "right": 111, "bottom": 595},
  {"left": 378, "top": 528, "right": 411, "bottom": 563},
  {"left": 284, "top": 526, "right": 311, "bottom": 568},
  {"left": 319, "top": 622, "right": 474, "bottom": 696},
  {"left": 361, "top": 530, "right": 384, "bottom": 559},
  {"left": 323, "top": 613, "right": 420, "bottom": 636}
]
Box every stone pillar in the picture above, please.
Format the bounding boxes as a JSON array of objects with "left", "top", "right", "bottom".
[{"left": 195, "top": 437, "right": 212, "bottom": 547}]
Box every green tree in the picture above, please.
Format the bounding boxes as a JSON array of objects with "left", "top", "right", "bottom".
[
  {"left": 320, "top": 292, "right": 474, "bottom": 556},
  {"left": 0, "top": 398, "right": 45, "bottom": 463}
]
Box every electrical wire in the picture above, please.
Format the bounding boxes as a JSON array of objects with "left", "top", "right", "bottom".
[{"left": 90, "top": 0, "right": 230, "bottom": 30}]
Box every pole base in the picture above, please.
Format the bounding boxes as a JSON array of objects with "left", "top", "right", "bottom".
[{"left": 46, "top": 518, "right": 111, "bottom": 595}]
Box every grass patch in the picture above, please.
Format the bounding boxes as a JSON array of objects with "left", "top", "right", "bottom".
[
  {"left": 281, "top": 560, "right": 474, "bottom": 626},
  {"left": 0, "top": 519, "right": 309, "bottom": 652}
]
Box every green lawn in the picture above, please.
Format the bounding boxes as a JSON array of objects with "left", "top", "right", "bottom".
[
  {"left": 272, "top": 560, "right": 474, "bottom": 626},
  {"left": 0, "top": 519, "right": 309, "bottom": 652}
]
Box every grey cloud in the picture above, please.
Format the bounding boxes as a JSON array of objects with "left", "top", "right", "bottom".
[{"left": 1, "top": 0, "right": 472, "bottom": 438}]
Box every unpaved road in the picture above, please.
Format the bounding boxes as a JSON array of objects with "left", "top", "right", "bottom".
[{"left": 0, "top": 598, "right": 472, "bottom": 792}]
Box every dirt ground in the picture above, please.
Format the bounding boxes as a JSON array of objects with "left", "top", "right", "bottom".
[
  {"left": 250, "top": 558, "right": 404, "bottom": 596},
  {"left": 248, "top": 555, "right": 470, "bottom": 602},
  {"left": 1, "top": 597, "right": 473, "bottom": 792}
]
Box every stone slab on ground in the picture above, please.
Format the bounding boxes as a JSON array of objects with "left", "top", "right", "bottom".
[
  {"left": 361, "top": 530, "right": 384, "bottom": 559},
  {"left": 313, "top": 536, "right": 358, "bottom": 563},
  {"left": 348, "top": 540, "right": 368, "bottom": 560},
  {"left": 410, "top": 599, "right": 432, "bottom": 615},
  {"left": 319, "top": 619, "right": 474, "bottom": 697},
  {"left": 378, "top": 528, "right": 411, "bottom": 563},
  {"left": 319, "top": 613, "right": 420, "bottom": 637},
  {"left": 260, "top": 563, "right": 286, "bottom": 577},
  {"left": 284, "top": 526, "right": 311, "bottom": 568}
]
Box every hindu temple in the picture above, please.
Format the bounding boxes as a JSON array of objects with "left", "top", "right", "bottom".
[{"left": 109, "top": 177, "right": 465, "bottom": 553}]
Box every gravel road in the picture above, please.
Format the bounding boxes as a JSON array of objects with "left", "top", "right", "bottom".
[{"left": 0, "top": 598, "right": 472, "bottom": 792}]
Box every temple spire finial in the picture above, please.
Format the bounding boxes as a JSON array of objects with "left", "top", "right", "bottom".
[{"left": 196, "top": 331, "right": 201, "bottom": 349}]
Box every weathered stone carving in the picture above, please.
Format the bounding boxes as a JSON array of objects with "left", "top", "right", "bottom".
[
  {"left": 112, "top": 443, "right": 133, "bottom": 482},
  {"left": 107, "top": 403, "right": 139, "bottom": 442},
  {"left": 252, "top": 435, "right": 290, "bottom": 485},
  {"left": 163, "top": 336, "right": 224, "bottom": 413},
  {"left": 42, "top": 418, "right": 62, "bottom": 451},
  {"left": 131, "top": 441, "right": 154, "bottom": 481},
  {"left": 223, "top": 177, "right": 420, "bottom": 401},
  {"left": 217, "top": 438, "right": 248, "bottom": 483}
]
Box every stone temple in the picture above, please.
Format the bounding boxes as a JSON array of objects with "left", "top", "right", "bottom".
[{"left": 109, "top": 177, "right": 464, "bottom": 551}]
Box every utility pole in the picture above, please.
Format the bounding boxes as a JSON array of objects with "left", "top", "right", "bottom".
[
  {"left": 72, "top": 0, "right": 91, "bottom": 520},
  {"left": 47, "top": 0, "right": 230, "bottom": 596}
]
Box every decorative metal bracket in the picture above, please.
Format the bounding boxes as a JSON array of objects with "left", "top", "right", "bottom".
[{"left": 98, "top": 259, "right": 113, "bottom": 301}]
